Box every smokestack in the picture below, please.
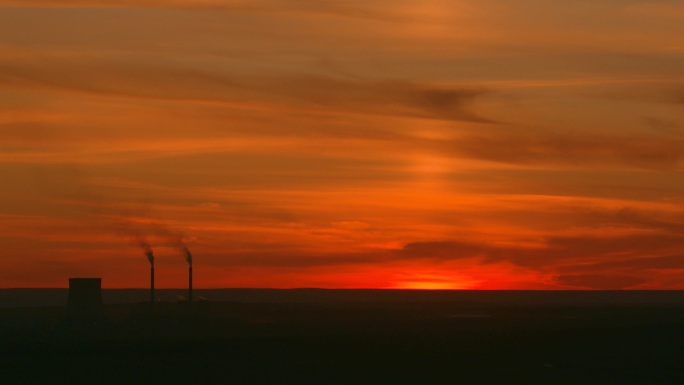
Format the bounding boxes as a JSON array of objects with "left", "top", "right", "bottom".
[
  {"left": 150, "top": 264, "right": 155, "bottom": 305},
  {"left": 184, "top": 247, "right": 193, "bottom": 303},
  {"left": 143, "top": 246, "right": 155, "bottom": 306}
]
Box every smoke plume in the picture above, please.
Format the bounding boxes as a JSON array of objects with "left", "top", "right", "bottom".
[
  {"left": 183, "top": 246, "right": 193, "bottom": 266},
  {"left": 139, "top": 240, "right": 154, "bottom": 265}
]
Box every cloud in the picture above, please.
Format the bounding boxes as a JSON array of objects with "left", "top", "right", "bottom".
[
  {"left": 555, "top": 274, "right": 647, "bottom": 290},
  {"left": 207, "top": 251, "right": 381, "bottom": 268},
  {"left": 395, "top": 216, "right": 684, "bottom": 270},
  {"left": 396, "top": 240, "right": 531, "bottom": 266},
  {"left": 0, "top": 55, "right": 493, "bottom": 123},
  {"left": 407, "top": 86, "right": 491, "bottom": 122},
  {"left": 399, "top": 241, "right": 493, "bottom": 260},
  {"left": 381, "top": 233, "right": 677, "bottom": 289},
  {"left": 642, "top": 116, "right": 684, "bottom": 135},
  {"left": 0, "top": 56, "right": 249, "bottom": 103},
  {"left": 0, "top": 0, "right": 253, "bottom": 8},
  {"left": 278, "top": 77, "right": 493, "bottom": 122},
  {"left": 590, "top": 83, "right": 684, "bottom": 107},
  {"left": 445, "top": 132, "right": 684, "bottom": 170},
  {"left": 0, "top": 0, "right": 470, "bottom": 24},
  {"left": 593, "top": 207, "right": 684, "bottom": 232},
  {"left": 562, "top": 254, "right": 684, "bottom": 273}
]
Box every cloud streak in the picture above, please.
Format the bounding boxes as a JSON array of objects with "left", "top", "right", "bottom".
[
  {"left": 447, "top": 132, "right": 684, "bottom": 170},
  {"left": 0, "top": 55, "right": 492, "bottom": 123}
]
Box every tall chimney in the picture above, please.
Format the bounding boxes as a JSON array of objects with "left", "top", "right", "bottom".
[
  {"left": 188, "top": 265, "right": 193, "bottom": 303},
  {"left": 142, "top": 245, "right": 155, "bottom": 308},
  {"left": 183, "top": 247, "right": 193, "bottom": 304},
  {"left": 150, "top": 264, "right": 155, "bottom": 305}
]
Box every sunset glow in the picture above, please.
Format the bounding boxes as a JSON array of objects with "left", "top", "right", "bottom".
[{"left": 1, "top": 0, "right": 684, "bottom": 289}]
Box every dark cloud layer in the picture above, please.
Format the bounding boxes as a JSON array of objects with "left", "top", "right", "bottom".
[
  {"left": 264, "top": 76, "right": 494, "bottom": 122},
  {"left": 399, "top": 230, "right": 683, "bottom": 268},
  {"left": 560, "top": 254, "right": 684, "bottom": 273},
  {"left": 448, "top": 132, "right": 684, "bottom": 169},
  {"left": 0, "top": 57, "right": 491, "bottom": 123},
  {"left": 555, "top": 274, "right": 647, "bottom": 290}
]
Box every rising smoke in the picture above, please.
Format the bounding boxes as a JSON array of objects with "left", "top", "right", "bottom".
[
  {"left": 183, "top": 246, "right": 193, "bottom": 266},
  {"left": 120, "top": 219, "right": 192, "bottom": 267},
  {"left": 139, "top": 240, "right": 154, "bottom": 265}
]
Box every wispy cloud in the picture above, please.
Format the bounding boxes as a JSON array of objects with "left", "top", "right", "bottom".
[
  {"left": 0, "top": 54, "right": 493, "bottom": 122},
  {"left": 555, "top": 274, "right": 647, "bottom": 290},
  {"left": 446, "top": 132, "right": 684, "bottom": 170}
]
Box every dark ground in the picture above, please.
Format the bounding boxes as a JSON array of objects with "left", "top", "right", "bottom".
[{"left": 1, "top": 294, "right": 684, "bottom": 384}]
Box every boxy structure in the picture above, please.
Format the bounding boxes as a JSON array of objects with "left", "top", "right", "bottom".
[{"left": 66, "top": 278, "right": 104, "bottom": 319}]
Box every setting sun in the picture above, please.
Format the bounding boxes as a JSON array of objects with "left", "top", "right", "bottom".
[{"left": 390, "top": 272, "right": 479, "bottom": 290}]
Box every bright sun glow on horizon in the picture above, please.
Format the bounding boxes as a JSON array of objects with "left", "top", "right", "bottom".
[
  {"left": 392, "top": 281, "right": 471, "bottom": 290},
  {"left": 390, "top": 272, "right": 479, "bottom": 290}
]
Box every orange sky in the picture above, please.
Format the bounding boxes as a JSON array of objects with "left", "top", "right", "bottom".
[{"left": 1, "top": 0, "right": 684, "bottom": 289}]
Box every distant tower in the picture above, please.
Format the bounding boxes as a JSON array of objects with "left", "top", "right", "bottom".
[
  {"left": 150, "top": 264, "right": 155, "bottom": 306},
  {"left": 66, "top": 278, "right": 104, "bottom": 319},
  {"left": 188, "top": 264, "right": 193, "bottom": 303}
]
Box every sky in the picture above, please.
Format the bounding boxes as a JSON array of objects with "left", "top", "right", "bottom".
[{"left": 1, "top": 0, "right": 684, "bottom": 290}]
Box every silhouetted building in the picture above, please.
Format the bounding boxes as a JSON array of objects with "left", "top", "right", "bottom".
[{"left": 66, "top": 278, "right": 104, "bottom": 319}]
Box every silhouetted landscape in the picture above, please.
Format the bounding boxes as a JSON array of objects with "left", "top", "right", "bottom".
[
  {"left": 4, "top": 1, "right": 684, "bottom": 384},
  {"left": 2, "top": 289, "right": 684, "bottom": 384}
]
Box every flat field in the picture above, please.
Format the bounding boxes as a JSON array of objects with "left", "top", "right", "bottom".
[{"left": 1, "top": 291, "right": 683, "bottom": 384}]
